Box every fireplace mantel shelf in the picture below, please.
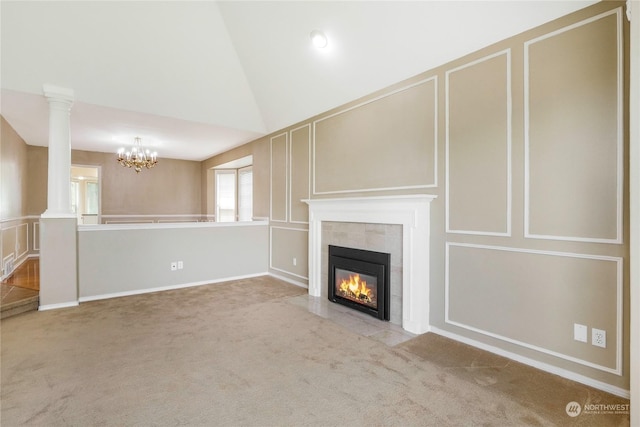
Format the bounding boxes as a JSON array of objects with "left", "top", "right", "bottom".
[{"left": 304, "top": 194, "right": 437, "bottom": 335}]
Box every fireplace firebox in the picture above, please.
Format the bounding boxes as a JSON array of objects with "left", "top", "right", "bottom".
[{"left": 328, "top": 245, "right": 390, "bottom": 321}]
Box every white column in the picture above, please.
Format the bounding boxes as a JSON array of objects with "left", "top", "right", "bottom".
[
  {"left": 42, "top": 84, "right": 74, "bottom": 218},
  {"left": 39, "top": 84, "right": 78, "bottom": 310}
]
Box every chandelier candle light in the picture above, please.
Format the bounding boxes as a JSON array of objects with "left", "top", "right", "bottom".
[{"left": 116, "top": 137, "right": 158, "bottom": 173}]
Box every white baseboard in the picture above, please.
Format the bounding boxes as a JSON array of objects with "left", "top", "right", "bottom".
[
  {"left": 269, "top": 272, "right": 308, "bottom": 289},
  {"left": 429, "top": 326, "right": 630, "bottom": 399},
  {"left": 78, "top": 272, "right": 269, "bottom": 303},
  {"left": 39, "top": 301, "right": 79, "bottom": 311}
]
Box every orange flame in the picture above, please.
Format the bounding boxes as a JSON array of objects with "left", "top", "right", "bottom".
[{"left": 339, "top": 274, "right": 373, "bottom": 303}]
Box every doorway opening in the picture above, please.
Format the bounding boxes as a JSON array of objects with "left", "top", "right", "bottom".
[{"left": 71, "top": 165, "right": 101, "bottom": 225}]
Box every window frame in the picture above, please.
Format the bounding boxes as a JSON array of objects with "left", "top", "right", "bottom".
[
  {"left": 237, "top": 165, "right": 253, "bottom": 222},
  {"left": 215, "top": 169, "right": 238, "bottom": 222},
  {"left": 214, "top": 166, "right": 254, "bottom": 223}
]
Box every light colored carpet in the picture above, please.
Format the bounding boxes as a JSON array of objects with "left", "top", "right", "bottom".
[{"left": 0, "top": 276, "right": 627, "bottom": 426}]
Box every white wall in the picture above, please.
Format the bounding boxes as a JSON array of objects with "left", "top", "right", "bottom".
[{"left": 77, "top": 222, "right": 268, "bottom": 300}]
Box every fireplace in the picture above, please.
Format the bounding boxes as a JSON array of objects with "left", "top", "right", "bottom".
[
  {"left": 328, "top": 245, "right": 390, "bottom": 321},
  {"left": 305, "top": 195, "right": 436, "bottom": 334}
]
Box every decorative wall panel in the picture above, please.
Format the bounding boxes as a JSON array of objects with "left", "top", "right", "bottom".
[
  {"left": 33, "top": 222, "right": 40, "bottom": 251},
  {"left": 270, "top": 133, "right": 288, "bottom": 222},
  {"left": 313, "top": 78, "right": 437, "bottom": 194},
  {"left": 1, "top": 227, "right": 16, "bottom": 261},
  {"left": 270, "top": 226, "right": 308, "bottom": 280},
  {"left": 525, "top": 9, "right": 622, "bottom": 243},
  {"left": 446, "top": 50, "right": 511, "bottom": 236},
  {"left": 17, "top": 223, "right": 28, "bottom": 259},
  {"left": 446, "top": 243, "right": 622, "bottom": 374},
  {"left": 290, "top": 125, "right": 310, "bottom": 223}
]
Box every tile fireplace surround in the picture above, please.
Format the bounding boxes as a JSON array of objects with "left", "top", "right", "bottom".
[{"left": 304, "top": 195, "right": 437, "bottom": 334}]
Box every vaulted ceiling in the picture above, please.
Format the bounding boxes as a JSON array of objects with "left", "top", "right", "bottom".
[{"left": 1, "top": 1, "right": 597, "bottom": 161}]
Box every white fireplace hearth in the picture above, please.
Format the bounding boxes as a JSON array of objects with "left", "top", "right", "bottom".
[{"left": 304, "top": 195, "right": 437, "bottom": 334}]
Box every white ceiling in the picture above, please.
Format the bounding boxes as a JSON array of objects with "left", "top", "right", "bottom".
[{"left": 1, "top": 1, "right": 597, "bottom": 161}]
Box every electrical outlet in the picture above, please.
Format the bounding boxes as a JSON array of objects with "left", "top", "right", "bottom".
[
  {"left": 170, "top": 262, "right": 178, "bottom": 271},
  {"left": 592, "top": 328, "right": 606, "bottom": 348},
  {"left": 574, "top": 323, "right": 588, "bottom": 342},
  {"left": 177, "top": 261, "right": 183, "bottom": 270},
  {"left": 293, "top": 257, "right": 297, "bottom": 266}
]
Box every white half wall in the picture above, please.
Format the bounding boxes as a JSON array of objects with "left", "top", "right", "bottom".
[{"left": 77, "top": 222, "right": 269, "bottom": 300}]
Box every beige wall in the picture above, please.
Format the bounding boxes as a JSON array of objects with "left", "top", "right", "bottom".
[
  {"left": 78, "top": 150, "right": 202, "bottom": 216},
  {"left": 289, "top": 124, "right": 310, "bottom": 223},
  {"left": 204, "top": 2, "right": 630, "bottom": 392},
  {"left": 1, "top": 116, "right": 28, "bottom": 219},
  {"left": 447, "top": 51, "right": 510, "bottom": 235},
  {"left": 526, "top": 10, "right": 621, "bottom": 242},
  {"left": 25, "top": 146, "right": 203, "bottom": 218},
  {"left": 314, "top": 78, "right": 437, "bottom": 194},
  {"left": 26, "top": 145, "right": 47, "bottom": 216},
  {"left": 1, "top": 116, "right": 38, "bottom": 276}
]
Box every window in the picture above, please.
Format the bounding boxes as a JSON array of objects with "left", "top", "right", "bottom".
[
  {"left": 86, "top": 181, "right": 99, "bottom": 215},
  {"left": 213, "top": 156, "right": 253, "bottom": 222},
  {"left": 238, "top": 166, "right": 253, "bottom": 221},
  {"left": 215, "top": 170, "right": 237, "bottom": 222},
  {"left": 71, "top": 166, "right": 101, "bottom": 224},
  {"left": 70, "top": 181, "right": 79, "bottom": 214}
]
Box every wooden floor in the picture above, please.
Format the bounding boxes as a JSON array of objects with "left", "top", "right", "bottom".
[{"left": 0, "top": 259, "right": 40, "bottom": 319}]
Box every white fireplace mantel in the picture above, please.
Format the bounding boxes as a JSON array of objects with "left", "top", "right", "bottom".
[{"left": 304, "top": 195, "right": 437, "bottom": 334}]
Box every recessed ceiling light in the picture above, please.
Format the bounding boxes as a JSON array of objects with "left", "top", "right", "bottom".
[{"left": 310, "top": 30, "right": 328, "bottom": 49}]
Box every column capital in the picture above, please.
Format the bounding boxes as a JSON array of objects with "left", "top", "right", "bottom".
[{"left": 42, "top": 84, "right": 74, "bottom": 104}]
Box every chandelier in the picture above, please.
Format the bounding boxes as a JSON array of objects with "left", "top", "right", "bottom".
[{"left": 116, "top": 137, "right": 158, "bottom": 173}]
